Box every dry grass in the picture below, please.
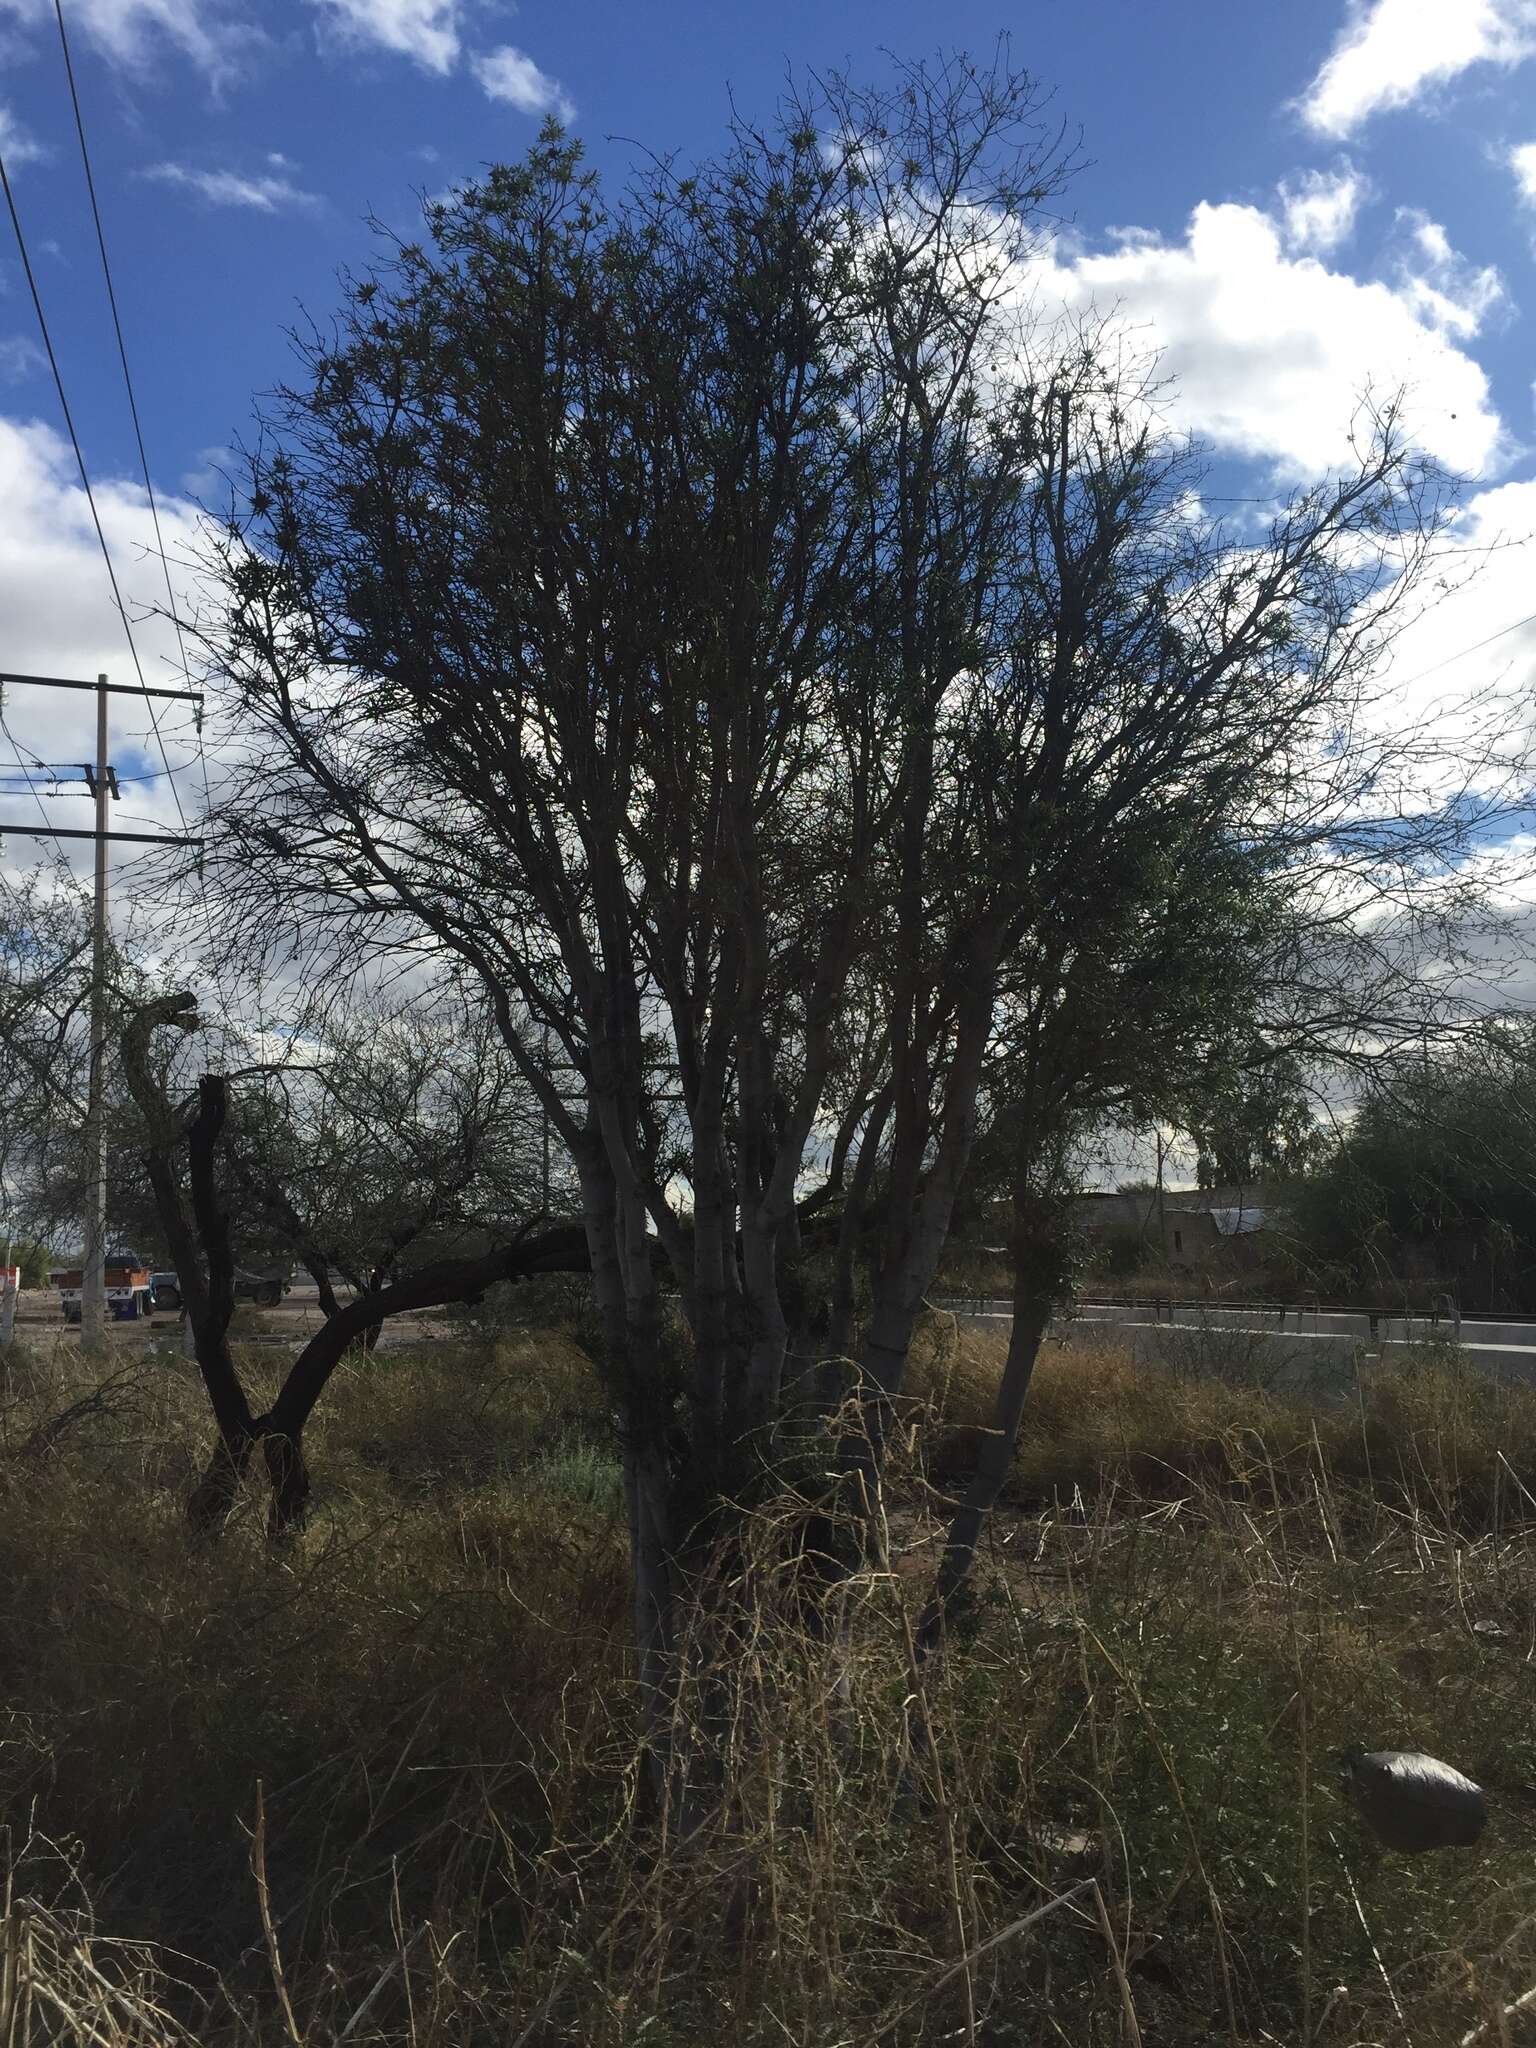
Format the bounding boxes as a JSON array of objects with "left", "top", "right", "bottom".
[
  {"left": 2, "top": 1314, "right": 1536, "bottom": 2044},
  {"left": 906, "top": 1310, "right": 1536, "bottom": 1524}
]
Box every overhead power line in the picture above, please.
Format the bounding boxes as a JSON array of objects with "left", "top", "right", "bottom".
[
  {"left": 0, "top": 707, "right": 87, "bottom": 900},
  {"left": 0, "top": 7, "right": 191, "bottom": 851},
  {"left": 0, "top": 158, "right": 164, "bottom": 753},
  {"left": 1387, "top": 607, "right": 1536, "bottom": 696},
  {"left": 0, "top": 13, "right": 233, "bottom": 1051},
  {"left": 0, "top": 705, "right": 62, "bottom": 841},
  {"left": 49, "top": 0, "right": 235, "bottom": 1020},
  {"left": 0, "top": 767, "right": 174, "bottom": 789},
  {"left": 52, "top": 0, "right": 192, "bottom": 693}
]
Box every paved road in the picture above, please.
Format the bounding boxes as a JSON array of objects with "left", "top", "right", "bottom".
[
  {"left": 15, "top": 1282, "right": 1536, "bottom": 1382},
  {"left": 5, "top": 1283, "right": 458, "bottom": 1352}
]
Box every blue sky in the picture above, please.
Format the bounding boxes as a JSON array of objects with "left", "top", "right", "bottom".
[
  {"left": 0, "top": 0, "right": 1533, "bottom": 487},
  {"left": 2, "top": 0, "right": 1536, "bottom": 857}
]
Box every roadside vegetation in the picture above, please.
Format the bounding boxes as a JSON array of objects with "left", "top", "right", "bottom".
[
  {"left": 4, "top": 46, "right": 1536, "bottom": 2048},
  {"left": 3, "top": 1314, "right": 1534, "bottom": 2047}
]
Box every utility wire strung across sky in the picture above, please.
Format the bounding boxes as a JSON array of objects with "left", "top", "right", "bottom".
[
  {"left": 0, "top": 151, "right": 177, "bottom": 795},
  {"left": 1386, "top": 607, "right": 1536, "bottom": 695},
  {"left": 25, "top": 0, "right": 195, "bottom": 843},
  {"left": 51, "top": 0, "right": 190, "bottom": 680},
  {"left": 0, "top": 182, "right": 204, "bottom": 874},
  {"left": 0, "top": 718, "right": 91, "bottom": 901},
  {"left": 0, "top": 4, "right": 231, "bottom": 1034},
  {"left": 0, "top": 769, "right": 174, "bottom": 789},
  {"left": 0, "top": 710, "right": 63, "bottom": 841},
  {"left": 49, "top": 0, "right": 238, "bottom": 1023}
]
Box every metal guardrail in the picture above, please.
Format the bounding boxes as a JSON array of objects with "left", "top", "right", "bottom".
[
  {"left": 932, "top": 1297, "right": 1536, "bottom": 1364},
  {"left": 933, "top": 1292, "right": 1529, "bottom": 1327}
]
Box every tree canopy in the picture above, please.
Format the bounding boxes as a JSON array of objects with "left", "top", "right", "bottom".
[
  {"left": 167, "top": 53, "right": 1520, "bottom": 1679},
  {"left": 1292, "top": 1020, "right": 1536, "bottom": 1311}
]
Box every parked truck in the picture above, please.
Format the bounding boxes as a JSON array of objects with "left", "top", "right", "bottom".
[
  {"left": 236, "top": 1266, "right": 292, "bottom": 1307},
  {"left": 147, "top": 1266, "right": 293, "bottom": 1314},
  {"left": 49, "top": 1250, "right": 153, "bottom": 1323}
]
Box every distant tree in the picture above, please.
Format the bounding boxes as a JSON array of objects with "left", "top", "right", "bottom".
[
  {"left": 0, "top": 865, "right": 171, "bottom": 1263},
  {"left": 20, "top": 1243, "right": 51, "bottom": 1288},
  {"left": 1291, "top": 1020, "right": 1536, "bottom": 1311},
  {"left": 117, "top": 990, "right": 588, "bottom": 1533},
  {"left": 0, "top": 869, "right": 92, "bottom": 1237},
  {"left": 223, "top": 990, "right": 556, "bottom": 1324},
  {"left": 1182, "top": 1051, "right": 1327, "bottom": 1191}
]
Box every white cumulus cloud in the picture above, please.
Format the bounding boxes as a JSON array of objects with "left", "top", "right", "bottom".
[
  {"left": 1029, "top": 198, "right": 1504, "bottom": 478},
  {"left": 0, "top": 415, "right": 205, "bottom": 879},
  {"left": 471, "top": 45, "right": 574, "bottom": 121},
  {"left": 306, "top": 0, "right": 460, "bottom": 74},
  {"left": 1278, "top": 163, "right": 1368, "bottom": 254},
  {"left": 1366, "top": 475, "right": 1536, "bottom": 792},
  {"left": 1388, "top": 209, "right": 1506, "bottom": 339},
  {"left": 1510, "top": 139, "right": 1536, "bottom": 203},
  {"left": 0, "top": 0, "right": 574, "bottom": 116},
  {"left": 0, "top": 101, "right": 47, "bottom": 169},
  {"left": 1383, "top": 478, "right": 1536, "bottom": 690},
  {"left": 1298, "top": 0, "right": 1536, "bottom": 139},
  {"left": 0, "top": 336, "right": 43, "bottom": 380},
  {"left": 0, "top": 0, "right": 262, "bottom": 85},
  {"left": 142, "top": 161, "right": 320, "bottom": 211}
]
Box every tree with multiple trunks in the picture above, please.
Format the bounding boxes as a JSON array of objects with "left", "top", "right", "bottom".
[
  {"left": 116, "top": 987, "right": 587, "bottom": 1532},
  {"left": 202, "top": 57, "right": 1080, "bottom": 1680},
  {"left": 181, "top": 51, "right": 1521, "bottom": 1715}
]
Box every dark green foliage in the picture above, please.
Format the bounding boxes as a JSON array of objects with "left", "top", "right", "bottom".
[
  {"left": 1183, "top": 1051, "right": 1328, "bottom": 1190},
  {"left": 1292, "top": 1018, "right": 1536, "bottom": 1309},
  {"left": 7, "top": 1241, "right": 53, "bottom": 1289}
]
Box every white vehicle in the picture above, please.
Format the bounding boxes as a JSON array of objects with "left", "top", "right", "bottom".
[{"left": 48, "top": 1249, "right": 154, "bottom": 1323}]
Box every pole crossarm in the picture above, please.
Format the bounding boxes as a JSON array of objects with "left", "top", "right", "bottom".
[
  {"left": 0, "top": 822, "right": 203, "bottom": 846},
  {"left": 0, "top": 666, "right": 203, "bottom": 1353},
  {"left": 0, "top": 671, "right": 203, "bottom": 703}
]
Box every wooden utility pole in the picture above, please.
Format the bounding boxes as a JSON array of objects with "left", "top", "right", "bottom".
[
  {"left": 80, "top": 674, "right": 109, "bottom": 1354},
  {"left": 0, "top": 666, "right": 203, "bottom": 1352}
]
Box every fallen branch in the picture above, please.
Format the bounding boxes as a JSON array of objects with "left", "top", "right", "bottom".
[
  {"left": 14, "top": 1366, "right": 144, "bottom": 1463},
  {"left": 1461, "top": 1979, "right": 1536, "bottom": 2047},
  {"left": 249, "top": 1783, "right": 303, "bottom": 2048}
]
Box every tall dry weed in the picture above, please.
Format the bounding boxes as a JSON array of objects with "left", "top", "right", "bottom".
[{"left": 3, "top": 1321, "right": 1536, "bottom": 2042}]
